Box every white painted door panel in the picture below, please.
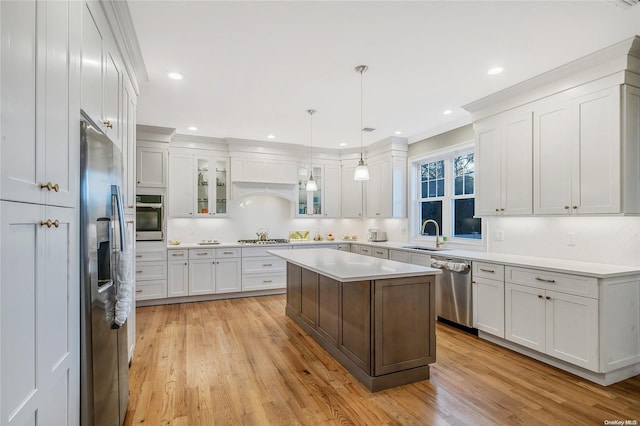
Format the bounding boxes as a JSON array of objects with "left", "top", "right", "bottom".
[
  {"left": 216, "top": 258, "right": 242, "bottom": 293},
  {"left": 189, "top": 259, "right": 215, "bottom": 295},
  {"left": 475, "top": 125, "right": 501, "bottom": 215},
  {"left": 505, "top": 283, "right": 546, "bottom": 352},
  {"left": 168, "top": 260, "right": 189, "bottom": 297},
  {"left": 168, "top": 153, "right": 194, "bottom": 217},
  {"left": 503, "top": 114, "right": 532, "bottom": 214},
  {"left": 473, "top": 277, "right": 505, "bottom": 338}
]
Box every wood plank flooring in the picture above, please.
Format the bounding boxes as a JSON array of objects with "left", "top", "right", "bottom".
[{"left": 125, "top": 295, "right": 640, "bottom": 425}]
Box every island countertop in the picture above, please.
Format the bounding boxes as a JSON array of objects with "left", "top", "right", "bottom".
[{"left": 268, "top": 248, "right": 441, "bottom": 282}]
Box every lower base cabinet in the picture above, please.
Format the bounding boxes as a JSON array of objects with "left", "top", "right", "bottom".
[
  {"left": 505, "top": 282, "right": 598, "bottom": 371},
  {"left": 472, "top": 262, "right": 505, "bottom": 338},
  {"left": 167, "top": 248, "right": 241, "bottom": 297},
  {"left": 285, "top": 263, "right": 435, "bottom": 391}
]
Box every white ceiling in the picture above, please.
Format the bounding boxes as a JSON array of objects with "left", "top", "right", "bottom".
[{"left": 128, "top": 1, "right": 640, "bottom": 149}]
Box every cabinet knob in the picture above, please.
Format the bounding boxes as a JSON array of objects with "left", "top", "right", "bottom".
[
  {"left": 136, "top": 289, "right": 143, "bottom": 293},
  {"left": 39, "top": 182, "right": 59, "bottom": 192},
  {"left": 538, "top": 294, "right": 544, "bottom": 299},
  {"left": 495, "top": 208, "right": 500, "bottom": 212},
  {"left": 572, "top": 205, "right": 578, "bottom": 210},
  {"left": 103, "top": 120, "right": 113, "bottom": 129},
  {"left": 546, "top": 296, "right": 551, "bottom": 300},
  {"left": 564, "top": 206, "right": 570, "bottom": 210},
  {"left": 500, "top": 208, "right": 505, "bottom": 211},
  {"left": 39, "top": 219, "right": 60, "bottom": 228}
]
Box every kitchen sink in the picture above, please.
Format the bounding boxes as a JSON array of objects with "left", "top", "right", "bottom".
[{"left": 402, "top": 246, "right": 451, "bottom": 252}]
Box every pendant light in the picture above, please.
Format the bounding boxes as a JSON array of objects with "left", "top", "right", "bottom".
[
  {"left": 354, "top": 65, "right": 370, "bottom": 181},
  {"left": 306, "top": 109, "right": 318, "bottom": 192}
]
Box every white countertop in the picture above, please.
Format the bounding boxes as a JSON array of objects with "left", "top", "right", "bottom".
[
  {"left": 268, "top": 248, "right": 441, "bottom": 282},
  {"left": 164, "top": 239, "right": 640, "bottom": 279}
]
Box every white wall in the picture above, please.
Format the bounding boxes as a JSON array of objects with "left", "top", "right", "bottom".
[{"left": 487, "top": 216, "right": 640, "bottom": 267}]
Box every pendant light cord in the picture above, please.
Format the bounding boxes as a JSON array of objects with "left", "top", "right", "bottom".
[{"left": 360, "top": 67, "right": 364, "bottom": 161}]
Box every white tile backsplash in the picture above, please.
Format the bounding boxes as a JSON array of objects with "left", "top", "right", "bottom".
[
  {"left": 487, "top": 216, "right": 640, "bottom": 266},
  {"left": 167, "top": 194, "right": 403, "bottom": 243}
]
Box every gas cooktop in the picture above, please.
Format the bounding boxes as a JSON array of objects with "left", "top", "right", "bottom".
[{"left": 237, "top": 238, "right": 290, "bottom": 245}]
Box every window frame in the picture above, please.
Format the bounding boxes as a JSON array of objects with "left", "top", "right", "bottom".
[{"left": 409, "top": 141, "right": 485, "bottom": 248}]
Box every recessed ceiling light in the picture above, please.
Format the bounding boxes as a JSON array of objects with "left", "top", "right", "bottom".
[
  {"left": 394, "top": 131, "right": 402, "bottom": 135},
  {"left": 188, "top": 126, "right": 198, "bottom": 131},
  {"left": 168, "top": 72, "right": 183, "bottom": 80},
  {"left": 339, "top": 142, "right": 348, "bottom": 146},
  {"left": 443, "top": 109, "right": 452, "bottom": 115},
  {"left": 267, "top": 134, "right": 275, "bottom": 139},
  {"left": 487, "top": 66, "right": 504, "bottom": 75}
]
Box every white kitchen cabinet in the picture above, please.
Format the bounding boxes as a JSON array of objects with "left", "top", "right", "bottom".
[
  {"left": 231, "top": 157, "right": 297, "bottom": 184},
  {"left": 122, "top": 78, "right": 137, "bottom": 214},
  {"left": 81, "top": 1, "right": 121, "bottom": 147},
  {"left": 1, "top": 201, "right": 78, "bottom": 425},
  {"left": 169, "top": 149, "right": 229, "bottom": 217},
  {"left": 215, "top": 258, "right": 242, "bottom": 293},
  {"left": 341, "top": 165, "right": 364, "bottom": 218},
  {"left": 534, "top": 86, "right": 620, "bottom": 215},
  {"left": 168, "top": 151, "right": 194, "bottom": 217},
  {"left": 475, "top": 109, "right": 533, "bottom": 216},
  {"left": 323, "top": 164, "right": 342, "bottom": 217},
  {"left": 472, "top": 262, "right": 505, "bottom": 338},
  {"left": 1, "top": 0, "right": 79, "bottom": 208},
  {"left": 366, "top": 156, "right": 407, "bottom": 218},
  {"left": 137, "top": 145, "right": 168, "bottom": 188},
  {"left": 504, "top": 266, "right": 599, "bottom": 371},
  {"left": 241, "top": 246, "right": 290, "bottom": 291},
  {"left": 135, "top": 247, "right": 167, "bottom": 301},
  {"left": 189, "top": 258, "right": 216, "bottom": 296},
  {"left": 296, "top": 164, "right": 324, "bottom": 216},
  {"left": 167, "top": 250, "right": 189, "bottom": 297},
  {"left": 372, "top": 247, "right": 389, "bottom": 259},
  {"left": 125, "top": 216, "right": 136, "bottom": 361}
]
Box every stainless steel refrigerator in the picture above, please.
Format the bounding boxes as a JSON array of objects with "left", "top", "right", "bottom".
[{"left": 80, "top": 113, "right": 129, "bottom": 426}]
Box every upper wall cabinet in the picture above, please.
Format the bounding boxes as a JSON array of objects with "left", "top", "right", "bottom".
[
  {"left": 1, "top": 0, "right": 80, "bottom": 208},
  {"left": 81, "top": 2, "right": 122, "bottom": 148},
  {"left": 534, "top": 86, "right": 624, "bottom": 215},
  {"left": 136, "top": 144, "right": 167, "bottom": 188},
  {"left": 465, "top": 36, "right": 640, "bottom": 216},
  {"left": 123, "top": 78, "right": 137, "bottom": 213},
  {"left": 475, "top": 109, "right": 533, "bottom": 216},
  {"left": 296, "top": 162, "right": 341, "bottom": 218},
  {"left": 231, "top": 158, "right": 297, "bottom": 185},
  {"left": 169, "top": 148, "right": 229, "bottom": 217},
  {"left": 341, "top": 165, "right": 364, "bottom": 218},
  {"left": 365, "top": 155, "right": 407, "bottom": 218}
]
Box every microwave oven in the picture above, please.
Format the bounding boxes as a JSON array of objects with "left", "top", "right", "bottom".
[{"left": 135, "top": 194, "right": 164, "bottom": 241}]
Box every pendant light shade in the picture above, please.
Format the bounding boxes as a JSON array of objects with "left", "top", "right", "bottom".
[
  {"left": 306, "top": 109, "right": 318, "bottom": 192},
  {"left": 354, "top": 65, "right": 370, "bottom": 181}
]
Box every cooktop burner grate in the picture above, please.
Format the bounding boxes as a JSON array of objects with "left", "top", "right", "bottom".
[{"left": 237, "top": 238, "right": 290, "bottom": 245}]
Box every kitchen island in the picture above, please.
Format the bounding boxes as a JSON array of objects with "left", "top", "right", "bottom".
[{"left": 269, "top": 248, "right": 441, "bottom": 391}]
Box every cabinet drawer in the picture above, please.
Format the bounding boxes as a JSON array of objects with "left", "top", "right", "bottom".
[
  {"left": 505, "top": 266, "right": 598, "bottom": 299},
  {"left": 168, "top": 249, "right": 188, "bottom": 259},
  {"left": 359, "top": 246, "right": 373, "bottom": 256},
  {"left": 242, "top": 256, "right": 287, "bottom": 274},
  {"left": 389, "top": 250, "right": 410, "bottom": 263},
  {"left": 135, "top": 261, "right": 167, "bottom": 280},
  {"left": 135, "top": 250, "right": 166, "bottom": 262},
  {"left": 350, "top": 244, "right": 361, "bottom": 253},
  {"left": 216, "top": 248, "right": 241, "bottom": 258},
  {"left": 410, "top": 253, "right": 432, "bottom": 267},
  {"left": 473, "top": 262, "right": 505, "bottom": 281},
  {"left": 372, "top": 247, "right": 388, "bottom": 259},
  {"left": 189, "top": 248, "right": 214, "bottom": 259},
  {"left": 242, "top": 274, "right": 286, "bottom": 291},
  {"left": 135, "top": 280, "right": 167, "bottom": 300},
  {"left": 241, "top": 246, "right": 291, "bottom": 257}
]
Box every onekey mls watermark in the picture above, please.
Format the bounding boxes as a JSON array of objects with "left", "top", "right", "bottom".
[{"left": 604, "top": 421, "right": 638, "bottom": 425}]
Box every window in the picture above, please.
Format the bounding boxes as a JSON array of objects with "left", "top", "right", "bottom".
[{"left": 414, "top": 147, "right": 482, "bottom": 242}]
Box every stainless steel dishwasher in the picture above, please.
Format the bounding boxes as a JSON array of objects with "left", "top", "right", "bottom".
[{"left": 430, "top": 255, "right": 474, "bottom": 329}]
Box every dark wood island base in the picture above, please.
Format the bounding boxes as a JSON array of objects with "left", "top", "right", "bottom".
[{"left": 285, "top": 262, "right": 436, "bottom": 392}]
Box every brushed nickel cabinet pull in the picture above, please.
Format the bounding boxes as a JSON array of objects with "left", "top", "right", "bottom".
[
  {"left": 136, "top": 289, "right": 142, "bottom": 293},
  {"left": 136, "top": 255, "right": 143, "bottom": 258},
  {"left": 196, "top": 252, "right": 207, "bottom": 256},
  {"left": 223, "top": 251, "right": 234, "bottom": 254},
  {"left": 172, "top": 253, "right": 184, "bottom": 257},
  {"left": 263, "top": 280, "right": 272, "bottom": 283},
  {"left": 136, "top": 270, "right": 143, "bottom": 273},
  {"left": 262, "top": 263, "right": 272, "bottom": 267},
  {"left": 480, "top": 268, "right": 495, "bottom": 273},
  {"left": 535, "top": 277, "right": 556, "bottom": 283}
]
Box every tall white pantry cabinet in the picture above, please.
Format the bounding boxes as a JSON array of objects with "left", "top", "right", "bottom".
[{"left": 0, "top": 1, "right": 143, "bottom": 425}]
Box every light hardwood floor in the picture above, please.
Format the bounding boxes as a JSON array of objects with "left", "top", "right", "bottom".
[{"left": 125, "top": 295, "right": 640, "bottom": 425}]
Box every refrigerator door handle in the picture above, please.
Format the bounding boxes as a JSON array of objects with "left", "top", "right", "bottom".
[{"left": 111, "top": 185, "right": 126, "bottom": 252}]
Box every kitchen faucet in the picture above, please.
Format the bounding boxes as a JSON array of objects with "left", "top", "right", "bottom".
[{"left": 421, "top": 219, "right": 442, "bottom": 248}]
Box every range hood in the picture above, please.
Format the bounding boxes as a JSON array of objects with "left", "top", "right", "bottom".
[{"left": 232, "top": 182, "right": 296, "bottom": 202}]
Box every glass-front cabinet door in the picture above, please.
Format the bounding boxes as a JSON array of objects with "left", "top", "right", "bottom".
[
  {"left": 196, "top": 157, "right": 228, "bottom": 216},
  {"left": 297, "top": 164, "right": 323, "bottom": 216}
]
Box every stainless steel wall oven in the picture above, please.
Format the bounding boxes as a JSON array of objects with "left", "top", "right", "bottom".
[{"left": 135, "top": 194, "right": 164, "bottom": 241}]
